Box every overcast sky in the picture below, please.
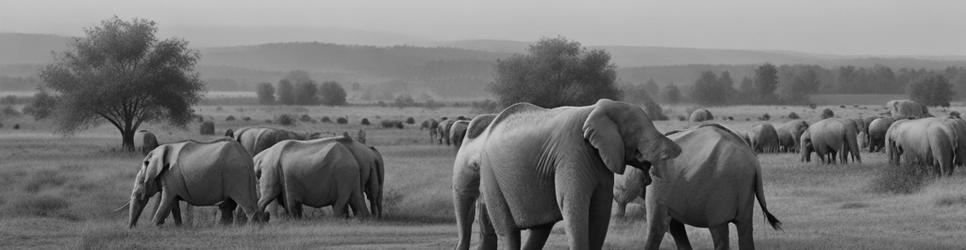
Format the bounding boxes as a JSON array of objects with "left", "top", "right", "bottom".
[{"left": 1, "top": 0, "right": 964, "bottom": 55}]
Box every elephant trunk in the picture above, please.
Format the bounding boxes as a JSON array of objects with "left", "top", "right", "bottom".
[{"left": 128, "top": 196, "right": 148, "bottom": 228}]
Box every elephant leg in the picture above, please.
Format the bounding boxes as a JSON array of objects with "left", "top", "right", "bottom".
[
  {"left": 183, "top": 202, "right": 193, "bottom": 226},
  {"left": 588, "top": 183, "right": 614, "bottom": 250},
  {"left": 331, "top": 192, "right": 351, "bottom": 217},
  {"left": 558, "top": 188, "right": 592, "bottom": 249},
  {"left": 481, "top": 173, "right": 521, "bottom": 250},
  {"left": 231, "top": 194, "right": 260, "bottom": 224},
  {"left": 709, "top": 223, "right": 731, "bottom": 250},
  {"left": 643, "top": 201, "right": 670, "bottom": 250},
  {"left": 523, "top": 223, "right": 553, "bottom": 250},
  {"left": 288, "top": 201, "right": 303, "bottom": 219},
  {"left": 347, "top": 187, "right": 370, "bottom": 217},
  {"left": 669, "top": 219, "right": 692, "bottom": 250},
  {"left": 219, "top": 199, "right": 237, "bottom": 225},
  {"left": 453, "top": 191, "right": 479, "bottom": 250},
  {"left": 151, "top": 191, "right": 178, "bottom": 226},
  {"left": 736, "top": 221, "right": 755, "bottom": 250},
  {"left": 171, "top": 200, "right": 182, "bottom": 226},
  {"left": 476, "top": 201, "right": 498, "bottom": 250}
]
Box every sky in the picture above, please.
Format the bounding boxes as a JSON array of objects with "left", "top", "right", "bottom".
[{"left": 1, "top": 0, "right": 964, "bottom": 56}]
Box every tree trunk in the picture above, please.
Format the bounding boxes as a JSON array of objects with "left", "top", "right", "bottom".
[{"left": 122, "top": 128, "right": 136, "bottom": 152}]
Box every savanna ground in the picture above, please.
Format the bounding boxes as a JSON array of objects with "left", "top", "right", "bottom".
[{"left": 2, "top": 102, "right": 966, "bottom": 249}]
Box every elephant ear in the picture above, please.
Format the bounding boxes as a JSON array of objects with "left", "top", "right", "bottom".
[
  {"left": 583, "top": 100, "right": 627, "bottom": 174},
  {"left": 141, "top": 145, "right": 170, "bottom": 200}
]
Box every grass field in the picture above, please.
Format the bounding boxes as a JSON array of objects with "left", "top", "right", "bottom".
[{"left": 1, "top": 103, "right": 966, "bottom": 249}]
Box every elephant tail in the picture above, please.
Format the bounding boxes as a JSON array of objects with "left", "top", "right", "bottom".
[{"left": 754, "top": 170, "right": 782, "bottom": 231}]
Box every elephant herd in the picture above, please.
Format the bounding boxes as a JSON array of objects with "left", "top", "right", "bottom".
[
  {"left": 422, "top": 116, "right": 472, "bottom": 148},
  {"left": 452, "top": 99, "right": 782, "bottom": 250},
  {"left": 125, "top": 127, "right": 384, "bottom": 228}
]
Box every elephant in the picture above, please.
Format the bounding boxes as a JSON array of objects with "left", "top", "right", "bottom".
[
  {"left": 886, "top": 118, "right": 956, "bottom": 176},
  {"left": 776, "top": 120, "right": 808, "bottom": 153},
  {"left": 641, "top": 124, "right": 781, "bottom": 250},
  {"left": 748, "top": 123, "right": 780, "bottom": 153},
  {"left": 424, "top": 119, "right": 440, "bottom": 142},
  {"left": 450, "top": 120, "right": 470, "bottom": 148},
  {"left": 800, "top": 118, "right": 861, "bottom": 164},
  {"left": 887, "top": 99, "right": 929, "bottom": 119},
  {"left": 438, "top": 119, "right": 456, "bottom": 145},
  {"left": 944, "top": 118, "right": 966, "bottom": 168},
  {"left": 452, "top": 114, "right": 514, "bottom": 250},
  {"left": 469, "top": 99, "right": 681, "bottom": 249},
  {"left": 316, "top": 133, "right": 385, "bottom": 217},
  {"left": 688, "top": 109, "right": 714, "bottom": 122},
  {"left": 231, "top": 127, "right": 321, "bottom": 156},
  {"left": 126, "top": 138, "right": 263, "bottom": 228},
  {"left": 134, "top": 130, "right": 159, "bottom": 156},
  {"left": 867, "top": 117, "right": 896, "bottom": 152},
  {"left": 612, "top": 166, "right": 650, "bottom": 218},
  {"left": 253, "top": 137, "right": 370, "bottom": 218}
]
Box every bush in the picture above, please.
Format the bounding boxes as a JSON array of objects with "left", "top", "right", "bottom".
[
  {"left": 242, "top": 116, "right": 251, "bottom": 121},
  {"left": 9, "top": 195, "right": 70, "bottom": 217},
  {"left": 225, "top": 115, "right": 236, "bottom": 121},
  {"left": 760, "top": 113, "right": 771, "bottom": 121},
  {"left": 199, "top": 121, "right": 215, "bottom": 135},
  {"left": 361, "top": 118, "right": 370, "bottom": 125},
  {"left": 788, "top": 112, "right": 800, "bottom": 119},
  {"left": 336, "top": 117, "right": 348, "bottom": 124},
  {"left": 868, "top": 163, "right": 934, "bottom": 194},
  {"left": 395, "top": 122, "right": 404, "bottom": 129},
  {"left": 300, "top": 114, "right": 312, "bottom": 122},
  {"left": 839, "top": 105, "right": 846, "bottom": 108},
  {"left": 321, "top": 116, "right": 332, "bottom": 123},
  {"left": 406, "top": 117, "right": 415, "bottom": 124},
  {"left": 808, "top": 103, "right": 817, "bottom": 109},
  {"left": 13, "top": 124, "right": 20, "bottom": 130},
  {"left": 676, "top": 115, "right": 686, "bottom": 121},
  {"left": 264, "top": 119, "right": 273, "bottom": 124},
  {"left": 821, "top": 108, "right": 834, "bottom": 119},
  {"left": 276, "top": 114, "right": 295, "bottom": 126},
  {"left": 728, "top": 116, "right": 734, "bottom": 121}
]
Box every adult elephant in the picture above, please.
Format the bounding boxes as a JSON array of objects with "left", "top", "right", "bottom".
[
  {"left": 867, "top": 117, "right": 896, "bottom": 152},
  {"left": 126, "top": 139, "right": 263, "bottom": 227},
  {"left": 471, "top": 99, "right": 681, "bottom": 249},
  {"left": 254, "top": 137, "right": 370, "bottom": 218},
  {"left": 449, "top": 120, "right": 470, "bottom": 148},
  {"left": 801, "top": 118, "right": 861, "bottom": 164},
  {"left": 231, "top": 127, "right": 320, "bottom": 156},
  {"left": 776, "top": 120, "right": 808, "bottom": 153},
  {"left": 424, "top": 119, "right": 440, "bottom": 142},
  {"left": 319, "top": 133, "right": 385, "bottom": 217},
  {"left": 886, "top": 118, "right": 956, "bottom": 176},
  {"left": 640, "top": 124, "right": 781, "bottom": 250},
  {"left": 452, "top": 114, "right": 513, "bottom": 250},
  {"left": 887, "top": 99, "right": 929, "bottom": 119},
  {"left": 438, "top": 119, "right": 456, "bottom": 145},
  {"left": 944, "top": 118, "right": 966, "bottom": 168},
  {"left": 688, "top": 109, "right": 714, "bottom": 122},
  {"left": 749, "top": 123, "right": 780, "bottom": 153},
  {"left": 134, "top": 130, "right": 159, "bottom": 156}
]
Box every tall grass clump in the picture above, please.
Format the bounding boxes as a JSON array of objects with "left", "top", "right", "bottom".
[
  {"left": 867, "top": 163, "right": 935, "bottom": 194},
  {"left": 8, "top": 194, "right": 71, "bottom": 217}
]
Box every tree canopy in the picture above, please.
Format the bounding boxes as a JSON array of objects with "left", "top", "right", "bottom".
[
  {"left": 909, "top": 74, "right": 953, "bottom": 107},
  {"left": 490, "top": 37, "right": 620, "bottom": 108},
  {"left": 319, "top": 81, "right": 347, "bottom": 106},
  {"left": 39, "top": 16, "right": 203, "bottom": 150}
]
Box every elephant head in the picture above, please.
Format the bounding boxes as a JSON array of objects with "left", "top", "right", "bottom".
[
  {"left": 800, "top": 130, "right": 813, "bottom": 162},
  {"left": 582, "top": 99, "right": 681, "bottom": 174},
  {"left": 128, "top": 145, "right": 170, "bottom": 228}
]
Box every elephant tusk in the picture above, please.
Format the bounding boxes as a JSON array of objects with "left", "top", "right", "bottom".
[{"left": 113, "top": 202, "right": 130, "bottom": 212}]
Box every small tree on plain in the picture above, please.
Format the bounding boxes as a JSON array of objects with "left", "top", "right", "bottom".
[
  {"left": 276, "top": 79, "right": 295, "bottom": 105},
  {"left": 754, "top": 63, "right": 779, "bottom": 104},
  {"left": 255, "top": 82, "right": 275, "bottom": 105},
  {"left": 319, "top": 81, "right": 347, "bottom": 106},
  {"left": 909, "top": 74, "right": 954, "bottom": 108},
  {"left": 38, "top": 17, "right": 204, "bottom": 151},
  {"left": 490, "top": 36, "right": 619, "bottom": 108}
]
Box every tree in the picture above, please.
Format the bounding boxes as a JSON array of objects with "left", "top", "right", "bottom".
[
  {"left": 255, "top": 82, "right": 275, "bottom": 104},
  {"left": 779, "top": 69, "right": 820, "bottom": 104},
  {"left": 739, "top": 77, "right": 755, "bottom": 99},
  {"left": 26, "top": 88, "right": 57, "bottom": 120},
  {"left": 663, "top": 83, "right": 681, "bottom": 104},
  {"left": 490, "top": 37, "right": 620, "bottom": 108},
  {"left": 644, "top": 78, "right": 660, "bottom": 97},
  {"left": 754, "top": 63, "right": 779, "bottom": 104},
  {"left": 718, "top": 71, "right": 736, "bottom": 102},
  {"left": 294, "top": 81, "right": 319, "bottom": 105},
  {"left": 908, "top": 74, "right": 954, "bottom": 108},
  {"left": 276, "top": 79, "right": 294, "bottom": 105},
  {"left": 319, "top": 81, "right": 347, "bottom": 106},
  {"left": 38, "top": 17, "right": 203, "bottom": 151},
  {"left": 691, "top": 71, "right": 727, "bottom": 106}
]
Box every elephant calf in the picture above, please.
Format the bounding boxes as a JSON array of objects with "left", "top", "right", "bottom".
[{"left": 127, "top": 138, "right": 263, "bottom": 227}]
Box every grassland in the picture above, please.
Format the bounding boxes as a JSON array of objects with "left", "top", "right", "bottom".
[{"left": 1, "top": 103, "right": 966, "bottom": 249}]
